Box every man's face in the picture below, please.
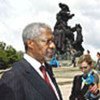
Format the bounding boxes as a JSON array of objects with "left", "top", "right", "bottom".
[
  {"left": 28, "top": 28, "right": 55, "bottom": 62},
  {"left": 80, "top": 61, "right": 91, "bottom": 74}
]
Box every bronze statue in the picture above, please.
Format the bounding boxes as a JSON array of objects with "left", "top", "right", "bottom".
[{"left": 53, "top": 3, "right": 84, "bottom": 60}]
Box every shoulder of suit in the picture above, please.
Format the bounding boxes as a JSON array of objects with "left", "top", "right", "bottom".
[
  {"left": 75, "top": 74, "right": 82, "bottom": 77},
  {"left": 74, "top": 75, "right": 82, "bottom": 80},
  {"left": 0, "top": 67, "right": 12, "bottom": 79},
  {"left": 92, "top": 69, "right": 98, "bottom": 75},
  {"left": 0, "top": 60, "right": 23, "bottom": 81}
]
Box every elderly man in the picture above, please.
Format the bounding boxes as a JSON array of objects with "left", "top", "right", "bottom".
[{"left": 0, "top": 23, "right": 62, "bottom": 100}]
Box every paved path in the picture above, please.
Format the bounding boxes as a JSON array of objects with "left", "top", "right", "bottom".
[
  {"left": 53, "top": 67, "right": 81, "bottom": 100},
  {"left": 59, "top": 84, "right": 72, "bottom": 100},
  {"left": 56, "top": 78, "right": 73, "bottom": 100}
]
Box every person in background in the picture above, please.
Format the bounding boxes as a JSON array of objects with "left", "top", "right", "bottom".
[
  {"left": 69, "top": 54, "right": 100, "bottom": 100},
  {"left": 50, "top": 54, "right": 61, "bottom": 67},
  {"left": 87, "top": 50, "right": 90, "bottom": 55},
  {"left": 86, "top": 50, "right": 91, "bottom": 58},
  {"left": 69, "top": 48, "right": 77, "bottom": 67},
  {"left": 96, "top": 52, "right": 100, "bottom": 73},
  {"left": 0, "top": 22, "right": 62, "bottom": 100}
]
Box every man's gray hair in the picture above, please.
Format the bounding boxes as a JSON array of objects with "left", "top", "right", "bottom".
[{"left": 22, "top": 22, "right": 51, "bottom": 43}]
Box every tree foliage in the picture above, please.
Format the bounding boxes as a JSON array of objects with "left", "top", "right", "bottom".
[{"left": 0, "top": 42, "right": 23, "bottom": 69}]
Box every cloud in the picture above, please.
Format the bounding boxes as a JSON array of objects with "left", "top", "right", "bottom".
[
  {"left": 68, "top": 0, "right": 100, "bottom": 50},
  {"left": 0, "top": 0, "right": 100, "bottom": 60}
]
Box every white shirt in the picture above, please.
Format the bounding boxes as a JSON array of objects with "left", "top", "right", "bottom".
[{"left": 24, "top": 54, "right": 60, "bottom": 100}]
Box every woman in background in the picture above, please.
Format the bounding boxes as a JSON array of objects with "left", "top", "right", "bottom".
[{"left": 69, "top": 55, "right": 100, "bottom": 100}]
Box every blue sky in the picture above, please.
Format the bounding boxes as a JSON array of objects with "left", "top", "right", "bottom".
[{"left": 0, "top": 0, "right": 100, "bottom": 60}]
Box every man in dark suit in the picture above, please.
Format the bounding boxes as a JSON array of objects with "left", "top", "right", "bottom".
[
  {"left": 69, "top": 55, "right": 100, "bottom": 100},
  {"left": 0, "top": 23, "right": 62, "bottom": 100}
]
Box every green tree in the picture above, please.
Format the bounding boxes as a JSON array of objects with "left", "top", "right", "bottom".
[{"left": 0, "top": 42, "right": 23, "bottom": 69}]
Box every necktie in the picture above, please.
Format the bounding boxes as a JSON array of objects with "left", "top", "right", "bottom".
[{"left": 40, "top": 66, "right": 54, "bottom": 92}]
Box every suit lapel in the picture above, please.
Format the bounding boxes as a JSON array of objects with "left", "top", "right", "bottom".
[
  {"left": 21, "top": 59, "right": 57, "bottom": 100},
  {"left": 80, "top": 75, "right": 89, "bottom": 96},
  {"left": 45, "top": 63, "right": 62, "bottom": 100}
]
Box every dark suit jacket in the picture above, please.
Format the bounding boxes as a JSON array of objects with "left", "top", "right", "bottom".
[
  {"left": 0, "top": 59, "right": 62, "bottom": 100},
  {"left": 69, "top": 75, "right": 89, "bottom": 100}
]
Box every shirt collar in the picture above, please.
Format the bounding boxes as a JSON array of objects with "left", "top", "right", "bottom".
[{"left": 24, "top": 53, "right": 42, "bottom": 70}]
